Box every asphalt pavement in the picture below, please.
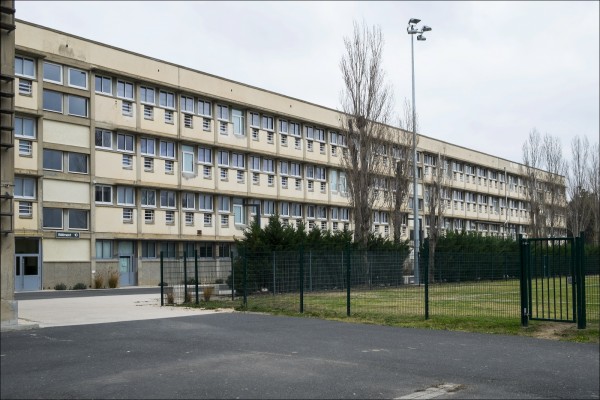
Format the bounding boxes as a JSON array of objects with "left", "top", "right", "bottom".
[{"left": 1, "top": 289, "right": 599, "bottom": 399}]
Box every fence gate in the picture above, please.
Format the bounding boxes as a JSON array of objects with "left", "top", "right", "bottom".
[{"left": 519, "top": 234, "right": 586, "bottom": 328}]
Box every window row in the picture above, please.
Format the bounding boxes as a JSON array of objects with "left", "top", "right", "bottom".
[
  {"left": 15, "top": 56, "right": 88, "bottom": 89},
  {"left": 95, "top": 240, "right": 230, "bottom": 259}
]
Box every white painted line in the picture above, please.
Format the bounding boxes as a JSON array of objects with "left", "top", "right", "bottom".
[{"left": 395, "top": 383, "right": 462, "bottom": 399}]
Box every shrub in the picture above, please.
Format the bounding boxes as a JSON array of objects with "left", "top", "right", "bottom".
[
  {"left": 184, "top": 292, "right": 192, "bottom": 303},
  {"left": 186, "top": 278, "right": 197, "bottom": 285},
  {"left": 166, "top": 292, "right": 174, "bottom": 305},
  {"left": 93, "top": 273, "right": 105, "bottom": 289},
  {"left": 215, "top": 278, "right": 224, "bottom": 284},
  {"left": 108, "top": 269, "right": 119, "bottom": 288},
  {"left": 203, "top": 286, "right": 214, "bottom": 302},
  {"left": 72, "top": 282, "right": 87, "bottom": 290},
  {"left": 54, "top": 283, "right": 67, "bottom": 290}
]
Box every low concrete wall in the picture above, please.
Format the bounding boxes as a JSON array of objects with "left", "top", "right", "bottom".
[
  {"left": 42, "top": 262, "right": 91, "bottom": 289},
  {"left": 94, "top": 261, "right": 119, "bottom": 288},
  {"left": 138, "top": 260, "right": 160, "bottom": 286}
]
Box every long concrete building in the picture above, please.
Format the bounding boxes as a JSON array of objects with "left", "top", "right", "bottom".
[{"left": 6, "top": 19, "right": 566, "bottom": 291}]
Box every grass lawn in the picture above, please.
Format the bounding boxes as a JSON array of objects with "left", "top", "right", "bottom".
[{"left": 182, "top": 275, "right": 599, "bottom": 343}]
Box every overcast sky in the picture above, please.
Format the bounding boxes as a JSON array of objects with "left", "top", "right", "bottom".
[{"left": 16, "top": 1, "right": 599, "bottom": 165}]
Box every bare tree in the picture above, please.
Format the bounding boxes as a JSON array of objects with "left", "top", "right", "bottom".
[
  {"left": 424, "top": 151, "right": 448, "bottom": 282},
  {"left": 567, "top": 135, "right": 591, "bottom": 238},
  {"left": 340, "top": 20, "right": 394, "bottom": 247},
  {"left": 385, "top": 98, "right": 417, "bottom": 244},
  {"left": 522, "top": 128, "right": 545, "bottom": 237},
  {"left": 542, "top": 134, "right": 566, "bottom": 237},
  {"left": 586, "top": 141, "right": 599, "bottom": 245}
]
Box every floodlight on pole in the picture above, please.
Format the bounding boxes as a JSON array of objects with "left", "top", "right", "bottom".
[{"left": 406, "top": 18, "right": 431, "bottom": 285}]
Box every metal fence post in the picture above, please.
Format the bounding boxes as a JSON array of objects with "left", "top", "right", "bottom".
[
  {"left": 243, "top": 248, "right": 248, "bottom": 307},
  {"left": 194, "top": 249, "right": 199, "bottom": 305},
  {"left": 160, "top": 251, "right": 164, "bottom": 306},
  {"left": 230, "top": 253, "right": 235, "bottom": 301},
  {"left": 299, "top": 245, "right": 304, "bottom": 314},
  {"left": 577, "top": 232, "right": 586, "bottom": 329},
  {"left": 424, "top": 243, "right": 429, "bottom": 320},
  {"left": 273, "top": 252, "right": 276, "bottom": 296},
  {"left": 519, "top": 234, "right": 528, "bottom": 327},
  {"left": 183, "top": 251, "right": 188, "bottom": 303},
  {"left": 346, "top": 244, "right": 351, "bottom": 317}
]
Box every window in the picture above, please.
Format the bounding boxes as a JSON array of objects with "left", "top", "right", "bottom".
[
  {"left": 18, "top": 79, "right": 32, "bottom": 95},
  {"left": 199, "top": 195, "right": 213, "bottom": 211},
  {"left": 249, "top": 155, "right": 260, "bottom": 171},
  {"left": 281, "top": 176, "right": 288, "bottom": 188},
  {"left": 68, "top": 68, "right": 88, "bottom": 89},
  {"left": 95, "top": 129, "right": 112, "bottom": 149},
  {"left": 15, "top": 56, "right": 35, "bottom": 78},
  {"left": 221, "top": 215, "right": 229, "bottom": 227},
  {"left": 15, "top": 116, "right": 35, "bottom": 138},
  {"left": 232, "top": 153, "right": 245, "bottom": 169},
  {"left": 96, "top": 240, "right": 113, "bottom": 259},
  {"left": 67, "top": 95, "right": 88, "bottom": 117},
  {"left": 160, "top": 242, "right": 177, "bottom": 259},
  {"left": 165, "top": 160, "right": 174, "bottom": 174},
  {"left": 198, "top": 99, "right": 212, "bottom": 117},
  {"left": 140, "top": 86, "right": 155, "bottom": 104},
  {"left": 184, "top": 114, "right": 193, "bottom": 128},
  {"left": 182, "top": 145, "right": 195, "bottom": 173},
  {"left": 291, "top": 203, "right": 302, "bottom": 217},
  {"left": 143, "top": 157, "right": 154, "bottom": 171},
  {"left": 122, "top": 154, "right": 133, "bottom": 169},
  {"left": 218, "top": 196, "right": 230, "bottom": 213},
  {"left": 140, "top": 138, "right": 156, "bottom": 156},
  {"left": 261, "top": 116, "right": 274, "bottom": 131},
  {"left": 181, "top": 95, "right": 194, "bottom": 113},
  {"left": 280, "top": 202, "right": 289, "bottom": 217},
  {"left": 164, "top": 110, "right": 174, "bottom": 124},
  {"left": 160, "top": 140, "right": 175, "bottom": 159},
  {"left": 250, "top": 112, "right": 260, "bottom": 127},
  {"left": 95, "top": 185, "right": 112, "bottom": 204},
  {"left": 43, "top": 62, "right": 62, "bottom": 84},
  {"left": 290, "top": 122, "right": 301, "bottom": 137},
  {"left": 307, "top": 205, "right": 315, "bottom": 219},
  {"left": 218, "top": 150, "right": 229, "bottom": 166},
  {"left": 14, "top": 177, "right": 35, "bottom": 199},
  {"left": 43, "top": 207, "right": 63, "bottom": 229},
  {"left": 185, "top": 212, "right": 194, "bottom": 225},
  {"left": 117, "top": 133, "right": 134, "bottom": 152},
  {"left": 263, "top": 200, "right": 275, "bottom": 216},
  {"left": 43, "top": 149, "right": 63, "bottom": 171},
  {"left": 204, "top": 214, "right": 212, "bottom": 226},
  {"left": 182, "top": 192, "right": 195, "bottom": 210},
  {"left": 165, "top": 210, "right": 175, "bottom": 224},
  {"left": 159, "top": 90, "right": 175, "bottom": 109},
  {"left": 117, "top": 186, "right": 135, "bottom": 206},
  {"left": 144, "top": 209, "right": 155, "bottom": 223},
  {"left": 68, "top": 153, "right": 88, "bottom": 174},
  {"left": 198, "top": 243, "right": 213, "bottom": 258},
  {"left": 160, "top": 190, "right": 176, "bottom": 209},
  {"left": 279, "top": 120, "right": 288, "bottom": 134},
  {"left": 142, "top": 242, "right": 157, "bottom": 258},
  {"left": 144, "top": 105, "right": 154, "bottom": 120},
  {"left": 18, "top": 140, "right": 32, "bottom": 157},
  {"left": 95, "top": 75, "right": 112, "bottom": 95},
  {"left": 43, "top": 90, "right": 62, "bottom": 113},
  {"left": 218, "top": 243, "right": 231, "bottom": 258},
  {"left": 280, "top": 161, "right": 289, "bottom": 176},
  {"left": 117, "top": 80, "right": 134, "bottom": 100},
  {"left": 290, "top": 163, "right": 301, "bottom": 177},
  {"left": 122, "top": 208, "right": 134, "bottom": 222},
  {"left": 232, "top": 109, "right": 244, "bottom": 135},
  {"left": 122, "top": 101, "right": 133, "bottom": 116},
  {"left": 217, "top": 104, "right": 229, "bottom": 121},
  {"left": 141, "top": 189, "right": 156, "bottom": 207},
  {"left": 263, "top": 159, "right": 275, "bottom": 174},
  {"left": 197, "top": 147, "right": 212, "bottom": 165},
  {"left": 69, "top": 209, "right": 89, "bottom": 230},
  {"left": 233, "top": 203, "right": 245, "bottom": 225}
]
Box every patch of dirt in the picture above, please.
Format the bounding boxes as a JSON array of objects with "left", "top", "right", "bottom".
[{"left": 531, "top": 322, "right": 575, "bottom": 340}]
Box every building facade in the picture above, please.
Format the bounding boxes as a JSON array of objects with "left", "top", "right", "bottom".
[{"left": 10, "top": 20, "right": 564, "bottom": 291}]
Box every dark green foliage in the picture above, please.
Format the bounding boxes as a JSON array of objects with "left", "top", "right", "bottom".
[
  {"left": 232, "top": 216, "right": 410, "bottom": 293},
  {"left": 54, "top": 283, "right": 67, "bottom": 290},
  {"left": 72, "top": 282, "right": 87, "bottom": 290}
]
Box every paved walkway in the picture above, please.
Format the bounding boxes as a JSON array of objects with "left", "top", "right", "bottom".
[{"left": 11, "top": 289, "right": 230, "bottom": 329}]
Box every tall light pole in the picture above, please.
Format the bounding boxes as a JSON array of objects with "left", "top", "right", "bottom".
[{"left": 407, "top": 18, "right": 431, "bottom": 284}]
